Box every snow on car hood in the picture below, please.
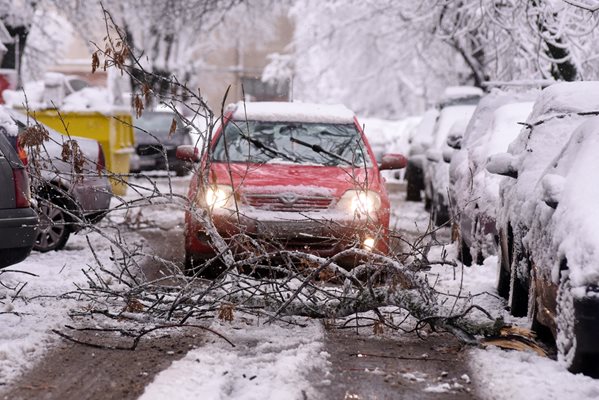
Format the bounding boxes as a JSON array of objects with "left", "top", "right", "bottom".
[{"left": 210, "top": 162, "right": 376, "bottom": 197}]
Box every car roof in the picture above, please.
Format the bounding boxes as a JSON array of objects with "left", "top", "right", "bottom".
[
  {"left": 230, "top": 101, "right": 355, "bottom": 124},
  {"left": 528, "top": 81, "right": 599, "bottom": 121}
]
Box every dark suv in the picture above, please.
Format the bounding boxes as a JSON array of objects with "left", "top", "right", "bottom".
[{"left": 0, "top": 131, "right": 37, "bottom": 268}]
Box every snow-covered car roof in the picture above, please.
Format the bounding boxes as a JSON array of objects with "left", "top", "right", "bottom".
[
  {"left": 431, "top": 104, "right": 476, "bottom": 149},
  {"left": 528, "top": 81, "right": 599, "bottom": 121},
  {"left": 462, "top": 89, "right": 539, "bottom": 146},
  {"left": 230, "top": 101, "right": 355, "bottom": 124}
]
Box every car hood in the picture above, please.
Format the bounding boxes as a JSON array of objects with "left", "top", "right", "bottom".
[{"left": 210, "top": 162, "right": 377, "bottom": 197}]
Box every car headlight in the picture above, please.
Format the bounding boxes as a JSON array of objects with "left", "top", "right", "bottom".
[
  {"left": 201, "top": 185, "right": 234, "bottom": 209},
  {"left": 339, "top": 190, "right": 381, "bottom": 215}
]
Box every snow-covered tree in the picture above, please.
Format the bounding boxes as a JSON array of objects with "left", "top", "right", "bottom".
[{"left": 287, "top": 0, "right": 599, "bottom": 118}]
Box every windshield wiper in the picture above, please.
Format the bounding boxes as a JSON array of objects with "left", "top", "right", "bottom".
[
  {"left": 239, "top": 132, "right": 297, "bottom": 163},
  {"left": 289, "top": 136, "right": 352, "bottom": 165}
]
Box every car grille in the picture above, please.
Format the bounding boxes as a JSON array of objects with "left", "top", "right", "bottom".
[{"left": 244, "top": 193, "right": 334, "bottom": 211}]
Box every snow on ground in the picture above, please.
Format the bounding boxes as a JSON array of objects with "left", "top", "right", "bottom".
[
  {"left": 139, "top": 317, "right": 328, "bottom": 400},
  {"left": 0, "top": 174, "right": 184, "bottom": 385},
  {"left": 0, "top": 221, "right": 133, "bottom": 384},
  {"left": 471, "top": 347, "right": 599, "bottom": 400}
]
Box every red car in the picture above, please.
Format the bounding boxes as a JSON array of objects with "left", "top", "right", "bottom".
[{"left": 178, "top": 102, "right": 406, "bottom": 275}]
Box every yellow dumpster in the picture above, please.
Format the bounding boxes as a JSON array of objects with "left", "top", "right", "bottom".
[{"left": 27, "top": 109, "right": 135, "bottom": 196}]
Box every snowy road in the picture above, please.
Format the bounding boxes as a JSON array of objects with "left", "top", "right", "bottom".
[{"left": 2, "top": 176, "right": 599, "bottom": 399}]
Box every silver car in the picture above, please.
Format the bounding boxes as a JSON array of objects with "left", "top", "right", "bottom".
[{"left": 4, "top": 107, "right": 112, "bottom": 252}]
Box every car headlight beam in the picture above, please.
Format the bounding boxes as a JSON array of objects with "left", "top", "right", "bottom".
[
  {"left": 203, "top": 185, "right": 234, "bottom": 209},
  {"left": 339, "top": 190, "right": 381, "bottom": 216}
]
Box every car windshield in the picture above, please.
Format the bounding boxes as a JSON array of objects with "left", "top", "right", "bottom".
[
  {"left": 212, "top": 120, "right": 372, "bottom": 167},
  {"left": 134, "top": 113, "right": 182, "bottom": 138}
]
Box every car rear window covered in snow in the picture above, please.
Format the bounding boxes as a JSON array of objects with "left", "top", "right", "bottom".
[{"left": 212, "top": 120, "right": 373, "bottom": 167}]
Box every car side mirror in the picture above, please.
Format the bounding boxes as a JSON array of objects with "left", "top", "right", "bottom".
[
  {"left": 446, "top": 133, "right": 462, "bottom": 150},
  {"left": 486, "top": 152, "right": 518, "bottom": 179},
  {"left": 426, "top": 148, "right": 441, "bottom": 163},
  {"left": 541, "top": 173, "right": 564, "bottom": 209},
  {"left": 176, "top": 145, "right": 200, "bottom": 162},
  {"left": 442, "top": 148, "right": 453, "bottom": 163},
  {"left": 379, "top": 153, "right": 407, "bottom": 170}
]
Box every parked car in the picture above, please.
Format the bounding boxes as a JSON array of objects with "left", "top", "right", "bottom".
[
  {"left": 448, "top": 89, "right": 538, "bottom": 264},
  {"left": 523, "top": 116, "right": 599, "bottom": 376},
  {"left": 3, "top": 107, "right": 112, "bottom": 252},
  {"left": 404, "top": 108, "right": 439, "bottom": 201},
  {"left": 178, "top": 101, "right": 407, "bottom": 276},
  {"left": 452, "top": 101, "right": 534, "bottom": 265},
  {"left": 0, "top": 112, "right": 37, "bottom": 268},
  {"left": 486, "top": 81, "right": 599, "bottom": 316},
  {"left": 424, "top": 103, "right": 476, "bottom": 225},
  {"left": 130, "top": 111, "right": 193, "bottom": 176}
]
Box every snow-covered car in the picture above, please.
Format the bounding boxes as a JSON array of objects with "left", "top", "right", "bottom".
[
  {"left": 130, "top": 111, "right": 193, "bottom": 176},
  {"left": 453, "top": 101, "right": 534, "bottom": 265},
  {"left": 3, "top": 107, "right": 112, "bottom": 252},
  {"left": 0, "top": 115, "right": 37, "bottom": 268},
  {"left": 404, "top": 108, "right": 439, "bottom": 201},
  {"left": 523, "top": 116, "right": 599, "bottom": 376},
  {"left": 424, "top": 103, "right": 476, "bottom": 226},
  {"left": 486, "top": 81, "right": 599, "bottom": 317},
  {"left": 448, "top": 89, "right": 538, "bottom": 264},
  {"left": 178, "top": 101, "right": 407, "bottom": 276},
  {"left": 361, "top": 116, "right": 421, "bottom": 183}
]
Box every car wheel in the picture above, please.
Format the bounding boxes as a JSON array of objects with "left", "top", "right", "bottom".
[
  {"left": 555, "top": 275, "right": 596, "bottom": 375},
  {"left": 509, "top": 269, "right": 529, "bottom": 317},
  {"left": 432, "top": 200, "right": 449, "bottom": 227},
  {"left": 34, "top": 201, "right": 71, "bottom": 252},
  {"left": 175, "top": 165, "right": 190, "bottom": 177},
  {"left": 497, "top": 231, "right": 511, "bottom": 299},
  {"left": 457, "top": 236, "right": 473, "bottom": 267},
  {"left": 405, "top": 179, "right": 421, "bottom": 202}
]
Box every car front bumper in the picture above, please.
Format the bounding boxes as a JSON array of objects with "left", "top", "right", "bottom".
[{"left": 186, "top": 208, "right": 387, "bottom": 260}]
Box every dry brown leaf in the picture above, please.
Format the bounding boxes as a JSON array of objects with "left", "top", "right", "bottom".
[
  {"left": 125, "top": 298, "right": 144, "bottom": 313},
  {"left": 134, "top": 95, "right": 144, "bottom": 118},
  {"left": 373, "top": 321, "right": 384, "bottom": 335},
  {"left": 19, "top": 124, "right": 49, "bottom": 147},
  {"left": 91, "top": 52, "right": 100, "bottom": 74},
  {"left": 168, "top": 118, "right": 177, "bottom": 139},
  {"left": 218, "top": 303, "right": 235, "bottom": 322}
]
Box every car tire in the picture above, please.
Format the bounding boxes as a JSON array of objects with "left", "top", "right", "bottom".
[
  {"left": 457, "top": 237, "right": 473, "bottom": 267},
  {"left": 432, "top": 200, "right": 449, "bottom": 227},
  {"left": 509, "top": 244, "right": 530, "bottom": 317},
  {"left": 405, "top": 179, "right": 421, "bottom": 202},
  {"left": 555, "top": 275, "right": 598, "bottom": 376},
  {"left": 509, "top": 272, "right": 529, "bottom": 317},
  {"left": 175, "top": 165, "right": 190, "bottom": 177},
  {"left": 34, "top": 200, "right": 71, "bottom": 252},
  {"left": 497, "top": 231, "right": 511, "bottom": 299}
]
